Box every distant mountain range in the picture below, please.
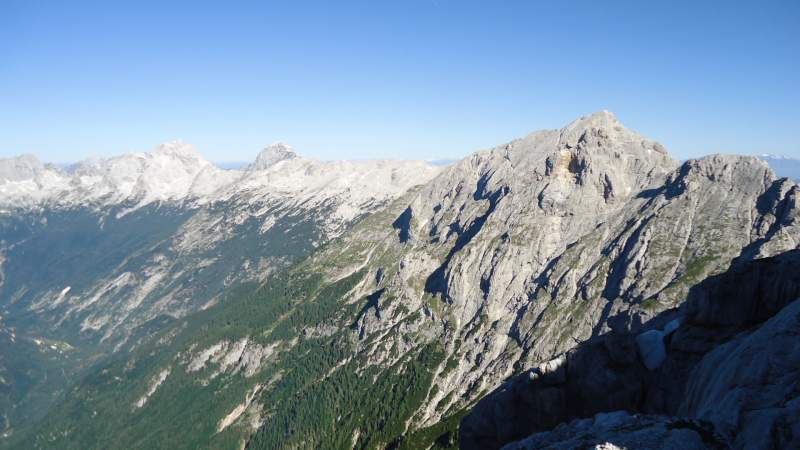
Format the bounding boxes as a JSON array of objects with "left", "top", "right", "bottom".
[{"left": 759, "top": 154, "right": 800, "bottom": 181}]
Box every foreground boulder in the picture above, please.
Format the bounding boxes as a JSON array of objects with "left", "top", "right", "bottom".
[{"left": 501, "top": 412, "right": 720, "bottom": 450}]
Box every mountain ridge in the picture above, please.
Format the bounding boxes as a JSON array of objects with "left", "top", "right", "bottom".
[{"left": 0, "top": 141, "right": 441, "bottom": 217}]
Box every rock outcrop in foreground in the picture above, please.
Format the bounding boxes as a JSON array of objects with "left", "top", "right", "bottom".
[{"left": 461, "top": 250, "right": 800, "bottom": 449}]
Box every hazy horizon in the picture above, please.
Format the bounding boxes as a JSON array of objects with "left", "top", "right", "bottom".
[{"left": 8, "top": 128, "right": 800, "bottom": 168}]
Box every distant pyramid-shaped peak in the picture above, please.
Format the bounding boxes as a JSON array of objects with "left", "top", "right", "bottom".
[
  {"left": 555, "top": 110, "right": 670, "bottom": 158},
  {"left": 559, "top": 110, "right": 622, "bottom": 143},
  {"left": 250, "top": 142, "right": 299, "bottom": 170}
]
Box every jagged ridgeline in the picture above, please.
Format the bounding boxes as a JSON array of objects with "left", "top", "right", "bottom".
[{"left": 7, "top": 112, "right": 800, "bottom": 449}]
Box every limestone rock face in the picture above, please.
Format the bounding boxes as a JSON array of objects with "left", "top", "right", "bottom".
[
  {"left": 249, "top": 142, "right": 298, "bottom": 171},
  {"left": 501, "top": 412, "right": 715, "bottom": 450},
  {"left": 349, "top": 111, "right": 800, "bottom": 429},
  {"left": 685, "top": 249, "right": 800, "bottom": 326},
  {"left": 460, "top": 250, "right": 800, "bottom": 450},
  {"left": 680, "top": 298, "right": 800, "bottom": 449}
]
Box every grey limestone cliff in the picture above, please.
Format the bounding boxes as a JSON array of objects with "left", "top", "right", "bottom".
[
  {"left": 461, "top": 250, "right": 800, "bottom": 449},
  {"left": 341, "top": 111, "right": 800, "bottom": 429}
]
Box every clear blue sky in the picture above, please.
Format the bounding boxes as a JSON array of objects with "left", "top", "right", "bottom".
[{"left": 1, "top": 0, "right": 798, "bottom": 163}]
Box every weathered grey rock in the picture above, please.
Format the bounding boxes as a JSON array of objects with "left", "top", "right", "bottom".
[
  {"left": 685, "top": 250, "right": 800, "bottom": 327},
  {"left": 348, "top": 111, "right": 799, "bottom": 429},
  {"left": 636, "top": 319, "right": 680, "bottom": 370},
  {"left": 461, "top": 250, "right": 800, "bottom": 450},
  {"left": 459, "top": 334, "right": 651, "bottom": 450},
  {"left": 501, "top": 412, "right": 716, "bottom": 450},
  {"left": 279, "top": 111, "right": 800, "bottom": 437},
  {"left": 637, "top": 330, "right": 668, "bottom": 370},
  {"left": 680, "top": 298, "right": 800, "bottom": 449}
]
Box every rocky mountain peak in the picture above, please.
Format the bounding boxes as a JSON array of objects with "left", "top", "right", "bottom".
[
  {"left": 68, "top": 140, "right": 213, "bottom": 178},
  {"left": 541, "top": 111, "right": 677, "bottom": 206},
  {"left": 665, "top": 154, "right": 780, "bottom": 202},
  {"left": 690, "top": 154, "right": 773, "bottom": 181},
  {"left": 560, "top": 109, "right": 619, "bottom": 134},
  {"left": 0, "top": 154, "right": 52, "bottom": 182},
  {"left": 555, "top": 110, "right": 669, "bottom": 160},
  {"left": 152, "top": 139, "right": 208, "bottom": 163},
  {"left": 250, "top": 142, "right": 299, "bottom": 170},
  {"left": 403, "top": 112, "right": 677, "bottom": 247}
]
